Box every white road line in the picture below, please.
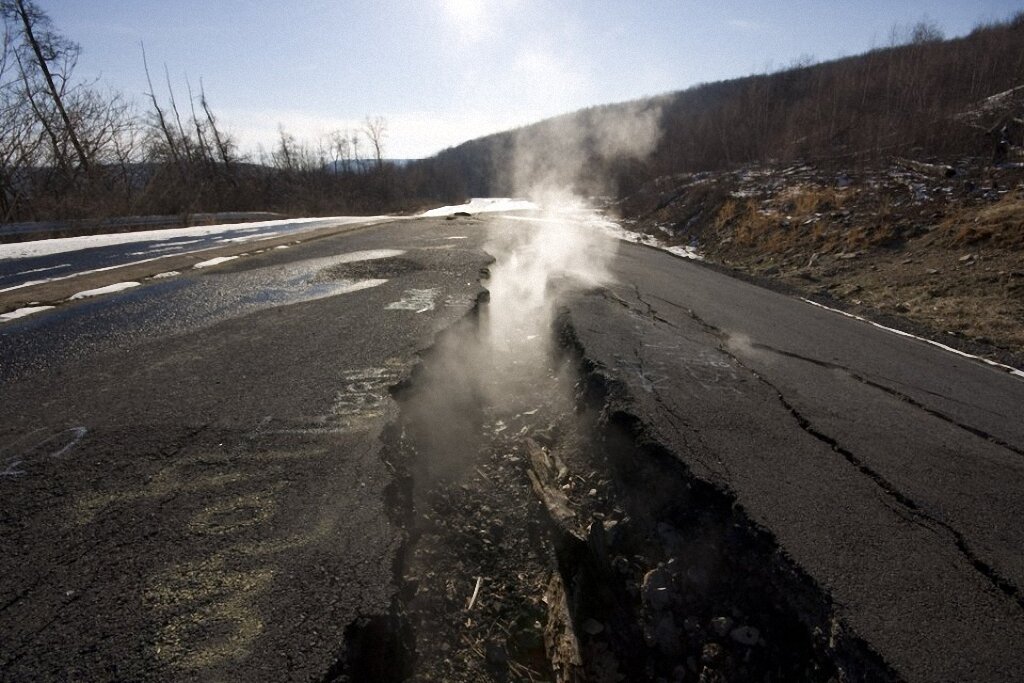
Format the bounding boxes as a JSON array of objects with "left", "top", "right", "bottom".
[{"left": 801, "top": 298, "right": 1024, "bottom": 380}]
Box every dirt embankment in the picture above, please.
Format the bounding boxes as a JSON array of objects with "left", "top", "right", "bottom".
[{"left": 618, "top": 159, "right": 1024, "bottom": 365}]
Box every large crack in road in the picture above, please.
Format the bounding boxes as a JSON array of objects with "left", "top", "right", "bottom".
[{"left": 338, "top": 220, "right": 895, "bottom": 681}]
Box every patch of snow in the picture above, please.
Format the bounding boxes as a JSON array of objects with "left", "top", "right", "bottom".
[
  {"left": 14, "top": 263, "right": 71, "bottom": 276},
  {"left": 0, "top": 305, "right": 55, "bottom": 322},
  {"left": 386, "top": 288, "right": 440, "bottom": 313},
  {"left": 665, "top": 245, "right": 705, "bottom": 261},
  {"left": 193, "top": 256, "right": 239, "bottom": 269},
  {"left": 336, "top": 279, "right": 389, "bottom": 294},
  {"left": 422, "top": 198, "right": 540, "bottom": 217},
  {"left": 497, "top": 211, "right": 705, "bottom": 261},
  {"left": 801, "top": 298, "right": 1024, "bottom": 380},
  {"left": 221, "top": 231, "right": 280, "bottom": 241},
  {"left": 0, "top": 277, "right": 53, "bottom": 292},
  {"left": 152, "top": 271, "right": 180, "bottom": 279},
  {"left": 69, "top": 281, "right": 141, "bottom": 300},
  {"left": 0, "top": 256, "right": 168, "bottom": 294},
  {"left": 334, "top": 249, "right": 405, "bottom": 263},
  {"left": 447, "top": 236, "right": 469, "bottom": 239},
  {"left": 0, "top": 216, "right": 395, "bottom": 260},
  {"left": 128, "top": 239, "right": 207, "bottom": 256}
]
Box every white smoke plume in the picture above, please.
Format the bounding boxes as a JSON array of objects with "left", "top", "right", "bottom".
[
  {"left": 401, "top": 99, "right": 665, "bottom": 483},
  {"left": 484, "top": 98, "right": 665, "bottom": 359},
  {"left": 510, "top": 100, "right": 664, "bottom": 200}
]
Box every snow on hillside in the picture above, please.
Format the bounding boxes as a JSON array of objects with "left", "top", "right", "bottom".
[{"left": 421, "top": 198, "right": 540, "bottom": 217}]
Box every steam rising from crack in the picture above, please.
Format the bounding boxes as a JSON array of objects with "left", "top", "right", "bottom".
[
  {"left": 402, "top": 101, "right": 664, "bottom": 482},
  {"left": 486, "top": 98, "right": 665, "bottom": 363},
  {"left": 510, "top": 100, "right": 664, "bottom": 200}
]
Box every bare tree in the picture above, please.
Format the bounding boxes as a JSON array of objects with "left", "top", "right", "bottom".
[
  {"left": 363, "top": 115, "right": 387, "bottom": 170},
  {"left": 0, "top": 23, "right": 41, "bottom": 218},
  {"left": 328, "top": 129, "right": 347, "bottom": 173},
  {"left": 350, "top": 130, "right": 362, "bottom": 170},
  {"left": 2, "top": 0, "right": 89, "bottom": 170},
  {"left": 141, "top": 43, "right": 182, "bottom": 168},
  {"left": 186, "top": 75, "right": 213, "bottom": 167},
  {"left": 200, "top": 79, "right": 233, "bottom": 170},
  {"left": 273, "top": 124, "right": 297, "bottom": 171}
]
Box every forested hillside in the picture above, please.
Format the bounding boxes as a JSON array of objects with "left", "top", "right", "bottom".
[{"left": 413, "top": 14, "right": 1024, "bottom": 201}]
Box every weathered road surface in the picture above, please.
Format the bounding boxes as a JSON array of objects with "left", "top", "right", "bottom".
[
  {"left": 1, "top": 216, "right": 489, "bottom": 680},
  {"left": 2, "top": 214, "right": 1023, "bottom": 681}
]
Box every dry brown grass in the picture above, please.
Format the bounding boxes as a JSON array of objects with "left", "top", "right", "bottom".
[
  {"left": 941, "top": 195, "right": 1024, "bottom": 248},
  {"left": 713, "top": 199, "right": 742, "bottom": 230},
  {"left": 785, "top": 185, "right": 850, "bottom": 216},
  {"left": 714, "top": 186, "right": 863, "bottom": 254}
]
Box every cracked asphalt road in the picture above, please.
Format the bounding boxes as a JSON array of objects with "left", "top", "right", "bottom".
[
  {"left": 2, "top": 215, "right": 1023, "bottom": 681},
  {"left": 0, "top": 217, "right": 490, "bottom": 681},
  {"left": 565, "top": 241, "right": 1024, "bottom": 682}
]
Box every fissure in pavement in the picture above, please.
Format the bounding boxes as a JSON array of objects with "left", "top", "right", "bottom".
[{"left": 328, "top": 271, "right": 897, "bottom": 681}]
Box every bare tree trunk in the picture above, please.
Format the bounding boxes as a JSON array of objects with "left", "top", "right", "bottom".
[
  {"left": 12, "top": 0, "right": 88, "bottom": 170},
  {"left": 363, "top": 115, "right": 387, "bottom": 171},
  {"left": 14, "top": 47, "right": 66, "bottom": 172},
  {"left": 141, "top": 43, "right": 181, "bottom": 167},
  {"left": 164, "top": 64, "right": 193, "bottom": 165},
  {"left": 186, "top": 75, "right": 212, "bottom": 167},
  {"left": 200, "top": 80, "right": 232, "bottom": 170}
]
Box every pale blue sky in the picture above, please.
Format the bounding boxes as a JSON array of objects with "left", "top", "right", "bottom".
[{"left": 46, "top": 0, "right": 1024, "bottom": 158}]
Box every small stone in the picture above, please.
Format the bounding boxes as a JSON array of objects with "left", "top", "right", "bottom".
[
  {"left": 485, "top": 641, "right": 507, "bottom": 665},
  {"left": 582, "top": 618, "right": 605, "bottom": 635},
  {"left": 651, "top": 614, "right": 681, "bottom": 655},
  {"left": 926, "top": 268, "right": 940, "bottom": 275},
  {"left": 686, "top": 566, "right": 708, "bottom": 586},
  {"left": 701, "top": 642, "right": 724, "bottom": 665},
  {"left": 643, "top": 568, "right": 673, "bottom": 611},
  {"left": 710, "top": 616, "right": 733, "bottom": 637},
  {"left": 730, "top": 625, "right": 760, "bottom": 646},
  {"left": 958, "top": 254, "right": 975, "bottom": 262}
]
